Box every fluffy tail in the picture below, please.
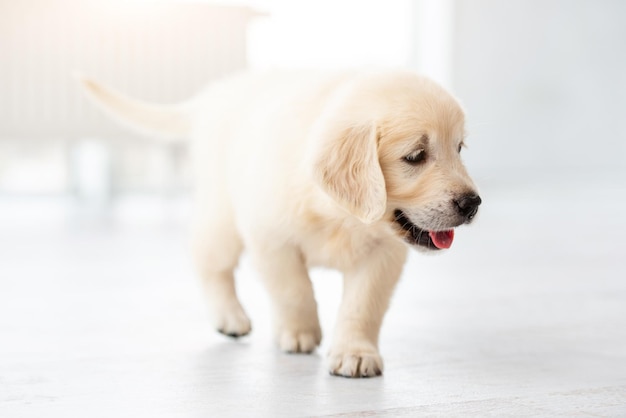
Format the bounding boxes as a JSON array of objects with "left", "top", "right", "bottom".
[{"left": 77, "top": 74, "right": 191, "bottom": 141}]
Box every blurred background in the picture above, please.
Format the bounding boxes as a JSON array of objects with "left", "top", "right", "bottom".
[{"left": 1, "top": 1, "right": 626, "bottom": 415}]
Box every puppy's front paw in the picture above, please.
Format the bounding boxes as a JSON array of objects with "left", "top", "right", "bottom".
[
  {"left": 328, "top": 342, "right": 383, "bottom": 378},
  {"left": 277, "top": 323, "right": 322, "bottom": 353}
]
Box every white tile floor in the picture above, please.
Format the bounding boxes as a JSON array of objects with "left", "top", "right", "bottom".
[{"left": 1, "top": 171, "right": 625, "bottom": 417}]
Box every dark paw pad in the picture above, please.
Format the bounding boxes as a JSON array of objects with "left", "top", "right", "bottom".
[{"left": 218, "top": 329, "right": 248, "bottom": 339}]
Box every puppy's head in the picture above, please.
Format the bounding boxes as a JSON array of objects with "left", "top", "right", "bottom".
[{"left": 312, "top": 72, "right": 481, "bottom": 252}]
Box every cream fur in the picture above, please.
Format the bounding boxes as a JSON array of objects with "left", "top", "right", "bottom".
[{"left": 80, "top": 70, "right": 480, "bottom": 378}]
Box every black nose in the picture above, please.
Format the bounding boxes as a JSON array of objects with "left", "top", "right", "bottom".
[{"left": 455, "top": 194, "right": 482, "bottom": 220}]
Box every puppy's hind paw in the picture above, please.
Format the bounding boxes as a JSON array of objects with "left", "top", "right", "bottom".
[
  {"left": 328, "top": 345, "right": 383, "bottom": 378},
  {"left": 214, "top": 306, "right": 251, "bottom": 338}
]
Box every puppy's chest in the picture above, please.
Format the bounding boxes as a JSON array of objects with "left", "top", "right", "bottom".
[{"left": 296, "top": 220, "right": 379, "bottom": 270}]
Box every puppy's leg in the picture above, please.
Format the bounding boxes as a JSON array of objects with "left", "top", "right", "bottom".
[
  {"left": 251, "top": 245, "right": 321, "bottom": 353},
  {"left": 328, "top": 248, "right": 406, "bottom": 377},
  {"left": 192, "top": 217, "right": 250, "bottom": 338}
]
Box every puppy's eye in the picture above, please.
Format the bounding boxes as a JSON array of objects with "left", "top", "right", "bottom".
[
  {"left": 403, "top": 149, "right": 426, "bottom": 165},
  {"left": 458, "top": 144, "right": 462, "bottom": 153}
]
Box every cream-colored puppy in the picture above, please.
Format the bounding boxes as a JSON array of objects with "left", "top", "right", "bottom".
[{"left": 81, "top": 70, "right": 481, "bottom": 378}]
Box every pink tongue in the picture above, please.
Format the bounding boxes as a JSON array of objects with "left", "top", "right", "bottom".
[{"left": 428, "top": 230, "right": 455, "bottom": 249}]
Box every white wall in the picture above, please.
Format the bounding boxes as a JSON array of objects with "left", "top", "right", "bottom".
[
  {"left": 247, "top": 0, "right": 412, "bottom": 70},
  {"left": 451, "top": 0, "right": 626, "bottom": 177},
  {"left": 0, "top": 0, "right": 251, "bottom": 140},
  {"left": 0, "top": 0, "right": 252, "bottom": 194},
  {"left": 410, "top": 0, "right": 454, "bottom": 89}
]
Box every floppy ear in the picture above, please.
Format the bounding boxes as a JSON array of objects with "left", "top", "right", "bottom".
[{"left": 312, "top": 121, "right": 387, "bottom": 224}]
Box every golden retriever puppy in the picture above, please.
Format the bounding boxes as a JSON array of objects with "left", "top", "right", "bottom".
[{"left": 80, "top": 70, "right": 481, "bottom": 378}]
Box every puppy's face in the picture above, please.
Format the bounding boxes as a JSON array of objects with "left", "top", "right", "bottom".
[
  {"left": 313, "top": 73, "right": 480, "bottom": 252},
  {"left": 378, "top": 110, "right": 480, "bottom": 252}
]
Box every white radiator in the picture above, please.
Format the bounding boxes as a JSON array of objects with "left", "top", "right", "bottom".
[{"left": 0, "top": 0, "right": 255, "bottom": 140}]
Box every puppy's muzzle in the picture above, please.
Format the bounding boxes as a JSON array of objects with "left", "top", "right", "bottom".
[{"left": 454, "top": 193, "right": 482, "bottom": 222}]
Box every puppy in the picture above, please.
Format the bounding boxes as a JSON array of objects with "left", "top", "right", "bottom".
[{"left": 80, "top": 70, "right": 481, "bottom": 377}]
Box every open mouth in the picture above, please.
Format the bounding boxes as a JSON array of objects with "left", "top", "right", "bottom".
[{"left": 393, "top": 209, "right": 455, "bottom": 250}]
